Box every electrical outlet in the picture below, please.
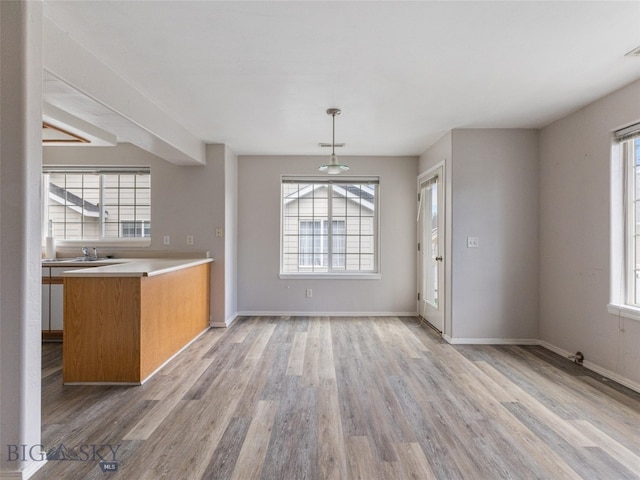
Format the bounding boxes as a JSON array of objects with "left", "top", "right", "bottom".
[
  {"left": 163, "top": 235, "right": 170, "bottom": 245},
  {"left": 306, "top": 288, "right": 313, "bottom": 298},
  {"left": 187, "top": 235, "right": 194, "bottom": 245},
  {"left": 467, "top": 236, "right": 479, "bottom": 248},
  {"left": 215, "top": 227, "right": 223, "bottom": 238}
]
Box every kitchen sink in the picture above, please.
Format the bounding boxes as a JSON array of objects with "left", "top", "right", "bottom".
[{"left": 42, "top": 257, "right": 110, "bottom": 263}]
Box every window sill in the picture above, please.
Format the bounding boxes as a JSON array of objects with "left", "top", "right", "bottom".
[
  {"left": 279, "top": 273, "right": 381, "bottom": 280},
  {"left": 50, "top": 239, "right": 152, "bottom": 248},
  {"left": 607, "top": 303, "right": 640, "bottom": 322}
]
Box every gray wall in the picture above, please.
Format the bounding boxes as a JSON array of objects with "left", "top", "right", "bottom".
[
  {"left": 540, "top": 78, "right": 640, "bottom": 387},
  {"left": 451, "top": 129, "right": 539, "bottom": 340},
  {"left": 421, "top": 129, "right": 539, "bottom": 341},
  {"left": 237, "top": 155, "right": 418, "bottom": 315},
  {"left": 224, "top": 146, "right": 239, "bottom": 324},
  {"left": 43, "top": 142, "right": 238, "bottom": 326}
]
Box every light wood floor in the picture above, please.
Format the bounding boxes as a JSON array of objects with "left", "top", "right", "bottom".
[{"left": 34, "top": 316, "right": 640, "bottom": 479}]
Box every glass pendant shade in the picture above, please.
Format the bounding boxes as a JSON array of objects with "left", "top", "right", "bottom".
[{"left": 319, "top": 153, "right": 349, "bottom": 174}]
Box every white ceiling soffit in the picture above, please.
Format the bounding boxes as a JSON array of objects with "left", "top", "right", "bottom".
[
  {"left": 42, "top": 17, "right": 205, "bottom": 165},
  {"left": 42, "top": 1, "right": 640, "bottom": 157},
  {"left": 43, "top": 102, "right": 117, "bottom": 146}
]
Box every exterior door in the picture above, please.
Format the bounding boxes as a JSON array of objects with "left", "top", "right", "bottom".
[{"left": 417, "top": 167, "right": 444, "bottom": 331}]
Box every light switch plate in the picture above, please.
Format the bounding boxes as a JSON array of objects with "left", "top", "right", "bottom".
[{"left": 467, "top": 236, "right": 479, "bottom": 248}]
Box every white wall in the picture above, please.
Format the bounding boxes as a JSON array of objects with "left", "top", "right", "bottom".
[
  {"left": 540, "top": 78, "right": 640, "bottom": 388},
  {"left": 43, "top": 143, "right": 237, "bottom": 326},
  {"left": 0, "top": 2, "right": 44, "bottom": 478},
  {"left": 449, "top": 129, "right": 540, "bottom": 341},
  {"left": 419, "top": 132, "right": 451, "bottom": 174},
  {"left": 237, "top": 155, "right": 418, "bottom": 315},
  {"left": 224, "top": 146, "right": 238, "bottom": 325}
]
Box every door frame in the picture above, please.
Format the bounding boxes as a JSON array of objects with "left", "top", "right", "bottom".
[{"left": 417, "top": 162, "right": 447, "bottom": 336}]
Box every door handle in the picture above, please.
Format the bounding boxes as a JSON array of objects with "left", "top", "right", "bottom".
[{"left": 435, "top": 256, "right": 443, "bottom": 261}]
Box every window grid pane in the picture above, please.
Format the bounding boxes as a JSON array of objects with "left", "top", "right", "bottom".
[
  {"left": 44, "top": 170, "right": 150, "bottom": 241},
  {"left": 282, "top": 180, "right": 378, "bottom": 274}
]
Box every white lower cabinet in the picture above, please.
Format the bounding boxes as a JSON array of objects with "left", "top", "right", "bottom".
[
  {"left": 42, "top": 281, "right": 50, "bottom": 330},
  {"left": 41, "top": 266, "right": 68, "bottom": 340},
  {"left": 50, "top": 283, "right": 64, "bottom": 331},
  {"left": 42, "top": 265, "right": 92, "bottom": 341}
]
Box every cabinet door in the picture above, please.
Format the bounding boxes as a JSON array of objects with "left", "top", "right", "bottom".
[
  {"left": 42, "top": 283, "right": 50, "bottom": 330},
  {"left": 49, "top": 268, "right": 67, "bottom": 331},
  {"left": 50, "top": 283, "right": 64, "bottom": 331},
  {"left": 42, "top": 267, "right": 50, "bottom": 330}
]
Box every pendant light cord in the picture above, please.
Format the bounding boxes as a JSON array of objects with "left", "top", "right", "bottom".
[{"left": 332, "top": 112, "right": 336, "bottom": 158}]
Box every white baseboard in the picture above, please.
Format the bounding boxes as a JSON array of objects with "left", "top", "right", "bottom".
[
  {"left": 1, "top": 458, "right": 47, "bottom": 479},
  {"left": 443, "top": 335, "right": 539, "bottom": 345},
  {"left": 236, "top": 311, "right": 418, "bottom": 317},
  {"left": 537, "top": 340, "right": 575, "bottom": 360},
  {"left": 538, "top": 340, "right": 640, "bottom": 395},
  {"left": 211, "top": 313, "right": 239, "bottom": 328}
]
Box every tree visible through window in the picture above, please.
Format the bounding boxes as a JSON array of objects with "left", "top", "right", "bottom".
[{"left": 282, "top": 177, "right": 379, "bottom": 274}]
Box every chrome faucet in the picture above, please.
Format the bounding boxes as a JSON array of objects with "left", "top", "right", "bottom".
[{"left": 81, "top": 246, "right": 98, "bottom": 259}]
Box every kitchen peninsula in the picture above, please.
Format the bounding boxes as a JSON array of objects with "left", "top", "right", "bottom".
[{"left": 62, "top": 258, "right": 212, "bottom": 384}]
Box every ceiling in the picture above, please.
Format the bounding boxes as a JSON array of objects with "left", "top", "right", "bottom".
[{"left": 42, "top": 1, "right": 640, "bottom": 158}]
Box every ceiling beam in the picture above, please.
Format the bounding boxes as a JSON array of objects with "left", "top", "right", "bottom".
[{"left": 43, "top": 16, "right": 205, "bottom": 166}]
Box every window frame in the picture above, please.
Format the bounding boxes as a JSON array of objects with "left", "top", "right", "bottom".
[
  {"left": 609, "top": 126, "right": 640, "bottom": 321},
  {"left": 280, "top": 175, "right": 381, "bottom": 280},
  {"left": 42, "top": 165, "right": 151, "bottom": 247}
]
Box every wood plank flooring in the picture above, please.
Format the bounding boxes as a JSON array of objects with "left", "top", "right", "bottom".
[{"left": 33, "top": 316, "right": 640, "bottom": 479}]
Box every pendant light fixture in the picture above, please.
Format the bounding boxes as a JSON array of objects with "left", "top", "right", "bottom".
[{"left": 319, "top": 108, "right": 349, "bottom": 174}]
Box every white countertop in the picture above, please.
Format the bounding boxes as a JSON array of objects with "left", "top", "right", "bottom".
[
  {"left": 42, "top": 258, "right": 126, "bottom": 267},
  {"left": 59, "top": 258, "right": 213, "bottom": 278}
]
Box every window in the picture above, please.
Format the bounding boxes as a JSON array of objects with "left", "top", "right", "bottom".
[
  {"left": 622, "top": 133, "right": 640, "bottom": 306},
  {"left": 281, "top": 176, "right": 379, "bottom": 275},
  {"left": 42, "top": 166, "right": 151, "bottom": 242},
  {"left": 299, "top": 219, "right": 345, "bottom": 268},
  {"left": 121, "top": 220, "right": 151, "bottom": 238},
  {"left": 610, "top": 123, "right": 640, "bottom": 320}
]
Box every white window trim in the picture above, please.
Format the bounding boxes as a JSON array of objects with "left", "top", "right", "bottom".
[
  {"left": 607, "top": 303, "right": 640, "bottom": 322},
  {"left": 279, "top": 273, "right": 382, "bottom": 280},
  {"left": 42, "top": 165, "right": 151, "bottom": 245},
  {"left": 280, "top": 175, "right": 381, "bottom": 278},
  {"left": 54, "top": 238, "right": 151, "bottom": 248},
  {"left": 610, "top": 124, "right": 640, "bottom": 321}
]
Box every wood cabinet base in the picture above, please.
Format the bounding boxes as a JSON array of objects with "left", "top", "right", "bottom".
[
  {"left": 42, "top": 330, "right": 63, "bottom": 342},
  {"left": 63, "top": 263, "right": 210, "bottom": 384}
]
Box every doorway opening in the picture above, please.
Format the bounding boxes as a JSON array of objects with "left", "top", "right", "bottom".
[{"left": 417, "top": 166, "right": 444, "bottom": 332}]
